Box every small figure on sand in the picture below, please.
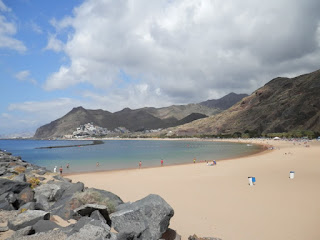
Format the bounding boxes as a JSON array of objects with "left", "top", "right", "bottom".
[
  {"left": 139, "top": 161, "right": 142, "bottom": 169},
  {"left": 96, "top": 162, "right": 100, "bottom": 167},
  {"left": 53, "top": 166, "right": 57, "bottom": 173},
  {"left": 193, "top": 157, "right": 196, "bottom": 164},
  {"left": 161, "top": 159, "right": 164, "bottom": 166},
  {"left": 59, "top": 166, "right": 63, "bottom": 175},
  {"left": 66, "top": 163, "right": 69, "bottom": 169}
]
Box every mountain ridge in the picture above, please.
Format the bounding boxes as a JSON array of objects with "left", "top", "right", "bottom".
[
  {"left": 34, "top": 93, "right": 248, "bottom": 139},
  {"left": 170, "top": 69, "right": 320, "bottom": 136}
]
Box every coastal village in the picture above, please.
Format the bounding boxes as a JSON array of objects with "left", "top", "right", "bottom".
[{"left": 64, "top": 123, "right": 162, "bottom": 139}]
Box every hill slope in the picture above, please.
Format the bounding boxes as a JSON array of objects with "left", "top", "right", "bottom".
[
  {"left": 171, "top": 69, "right": 320, "bottom": 136},
  {"left": 34, "top": 92, "right": 249, "bottom": 139},
  {"left": 200, "top": 92, "right": 248, "bottom": 110}
]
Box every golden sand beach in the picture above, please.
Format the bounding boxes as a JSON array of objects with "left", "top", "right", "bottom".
[{"left": 68, "top": 139, "right": 320, "bottom": 240}]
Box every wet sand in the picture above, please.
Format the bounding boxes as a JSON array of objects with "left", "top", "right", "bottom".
[{"left": 68, "top": 139, "right": 320, "bottom": 240}]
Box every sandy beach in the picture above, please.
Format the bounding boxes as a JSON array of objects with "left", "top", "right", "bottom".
[{"left": 67, "top": 139, "right": 320, "bottom": 240}]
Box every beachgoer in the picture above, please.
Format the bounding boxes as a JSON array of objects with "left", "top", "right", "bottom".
[
  {"left": 161, "top": 159, "right": 164, "bottom": 166},
  {"left": 53, "top": 166, "right": 57, "bottom": 173},
  {"left": 96, "top": 162, "right": 99, "bottom": 167},
  {"left": 139, "top": 161, "right": 142, "bottom": 169},
  {"left": 193, "top": 158, "right": 196, "bottom": 164},
  {"left": 66, "top": 163, "right": 69, "bottom": 169},
  {"left": 59, "top": 166, "right": 63, "bottom": 175}
]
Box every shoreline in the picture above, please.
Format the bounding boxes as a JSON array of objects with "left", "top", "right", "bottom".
[{"left": 64, "top": 139, "right": 269, "bottom": 177}]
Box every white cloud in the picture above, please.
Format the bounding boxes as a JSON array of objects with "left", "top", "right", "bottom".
[
  {"left": 44, "top": 34, "right": 64, "bottom": 52},
  {"left": 42, "top": 0, "right": 319, "bottom": 105},
  {"left": 15, "top": 70, "right": 37, "bottom": 85},
  {"left": 0, "top": 2, "right": 27, "bottom": 53},
  {"left": 0, "top": 0, "right": 10, "bottom": 12},
  {"left": 30, "top": 21, "right": 43, "bottom": 34}
]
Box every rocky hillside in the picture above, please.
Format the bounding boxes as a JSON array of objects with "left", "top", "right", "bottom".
[
  {"left": 200, "top": 92, "right": 248, "bottom": 110},
  {"left": 171, "top": 69, "right": 320, "bottom": 136},
  {"left": 34, "top": 105, "right": 214, "bottom": 139}
]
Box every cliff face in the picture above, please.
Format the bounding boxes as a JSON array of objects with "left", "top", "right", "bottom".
[{"left": 172, "top": 69, "right": 320, "bottom": 136}]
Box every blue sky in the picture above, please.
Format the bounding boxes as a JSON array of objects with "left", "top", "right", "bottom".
[{"left": 1, "top": 0, "right": 320, "bottom": 136}]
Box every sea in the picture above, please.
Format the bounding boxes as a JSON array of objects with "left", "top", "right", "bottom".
[{"left": 0, "top": 139, "right": 262, "bottom": 173}]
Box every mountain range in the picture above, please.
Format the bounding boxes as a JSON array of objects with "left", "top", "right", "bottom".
[
  {"left": 171, "top": 69, "right": 320, "bottom": 136},
  {"left": 34, "top": 93, "right": 247, "bottom": 139}
]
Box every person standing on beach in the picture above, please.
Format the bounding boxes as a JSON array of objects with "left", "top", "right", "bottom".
[
  {"left": 161, "top": 159, "right": 164, "bottom": 166},
  {"left": 96, "top": 162, "right": 99, "bottom": 167},
  {"left": 66, "top": 163, "right": 69, "bottom": 169},
  {"left": 53, "top": 166, "right": 57, "bottom": 173},
  {"left": 139, "top": 161, "right": 142, "bottom": 169},
  {"left": 59, "top": 166, "right": 63, "bottom": 175},
  {"left": 193, "top": 157, "right": 196, "bottom": 164}
]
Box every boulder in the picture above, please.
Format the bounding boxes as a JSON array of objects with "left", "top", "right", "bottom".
[
  {"left": 90, "top": 210, "right": 106, "bottom": 224},
  {"left": 110, "top": 194, "right": 174, "bottom": 240},
  {"left": 0, "top": 192, "right": 15, "bottom": 210},
  {"left": 0, "top": 178, "right": 31, "bottom": 196},
  {"left": 19, "top": 202, "right": 36, "bottom": 211},
  {"left": 74, "top": 204, "right": 111, "bottom": 226},
  {"left": 53, "top": 175, "right": 72, "bottom": 182},
  {"left": 8, "top": 210, "right": 50, "bottom": 231},
  {"left": 87, "top": 188, "right": 123, "bottom": 207},
  {"left": 0, "top": 225, "right": 9, "bottom": 232},
  {"left": 66, "top": 217, "right": 111, "bottom": 240},
  {"left": 13, "top": 173, "right": 27, "bottom": 182},
  {"left": 37, "top": 169, "right": 47, "bottom": 175},
  {"left": 18, "top": 187, "right": 35, "bottom": 207},
  {"left": 35, "top": 194, "right": 51, "bottom": 211},
  {"left": 34, "top": 183, "right": 65, "bottom": 203},
  {"left": 33, "top": 219, "right": 61, "bottom": 233},
  {"left": 7, "top": 226, "right": 35, "bottom": 239},
  {"left": 50, "top": 196, "right": 82, "bottom": 220},
  {"left": 0, "top": 168, "right": 6, "bottom": 176}
]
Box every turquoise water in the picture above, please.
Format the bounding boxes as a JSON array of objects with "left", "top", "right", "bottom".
[{"left": 0, "top": 139, "right": 262, "bottom": 173}]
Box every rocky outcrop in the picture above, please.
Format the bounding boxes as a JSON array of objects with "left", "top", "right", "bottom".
[{"left": 110, "top": 194, "right": 174, "bottom": 240}]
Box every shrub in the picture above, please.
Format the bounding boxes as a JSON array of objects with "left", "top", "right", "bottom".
[
  {"left": 14, "top": 166, "right": 26, "bottom": 174},
  {"left": 27, "top": 177, "right": 40, "bottom": 189},
  {"left": 73, "top": 189, "right": 116, "bottom": 213}
]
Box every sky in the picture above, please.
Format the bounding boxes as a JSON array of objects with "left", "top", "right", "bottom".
[{"left": 0, "top": 0, "right": 320, "bottom": 136}]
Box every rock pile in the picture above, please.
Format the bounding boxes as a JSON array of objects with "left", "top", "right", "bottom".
[{"left": 0, "top": 150, "right": 178, "bottom": 240}]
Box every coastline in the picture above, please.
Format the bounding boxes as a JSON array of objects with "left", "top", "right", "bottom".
[
  {"left": 64, "top": 139, "right": 269, "bottom": 177},
  {"left": 67, "top": 139, "right": 320, "bottom": 240}
]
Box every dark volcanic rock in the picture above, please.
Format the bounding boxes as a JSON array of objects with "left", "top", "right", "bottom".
[
  {"left": 87, "top": 188, "right": 124, "bottom": 207},
  {"left": 13, "top": 173, "right": 27, "bottom": 182},
  {"left": 19, "top": 202, "right": 36, "bottom": 211},
  {"left": 7, "top": 226, "right": 35, "bottom": 239},
  {"left": 0, "top": 178, "right": 31, "bottom": 196},
  {"left": 67, "top": 217, "right": 113, "bottom": 240},
  {"left": 52, "top": 175, "right": 72, "bottom": 182},
  {"left": 74, "top": 204, "right": 111, "bottom": 226},
  {"left": 18, "top": 187, "right": 35, "bottom": 207},
  {"left": 33, "top": 219, "right": 61, "bottom": 233},
  {"left": 110, "top": 194, "right": 174, "bottom": 240},
  {"left": 8, "top": 210, "right": 50, "bottom": 231},
  {"left": 90, "top": 210, "right": 106, "bottom": 224}
]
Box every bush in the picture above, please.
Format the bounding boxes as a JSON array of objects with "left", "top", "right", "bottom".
[
  {"left": 14, "top": 166, "right": 26, "bottom": 174},
  {"left": 73, "top": 189, "right": 116, "bottom": 213},
  {"left": 27, "top": 177, "right": 40, "bottom": 189}
]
